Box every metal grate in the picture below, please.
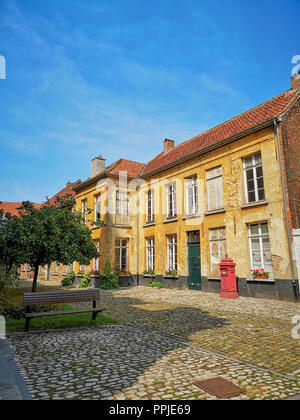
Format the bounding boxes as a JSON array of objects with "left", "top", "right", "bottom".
[{"left": 193, "top": 377, "right": 243, "bottom": 398}]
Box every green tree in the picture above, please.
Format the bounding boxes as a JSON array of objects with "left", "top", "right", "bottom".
[
  {"left": 0, "top": 209, "right": 24, "bottom": 288},
  {"left": 19, "top": 195, "right": 104, "bottom": 292}
]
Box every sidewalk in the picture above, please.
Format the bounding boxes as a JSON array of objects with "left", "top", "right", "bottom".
[{"left": 0, "top": 339, "right": 32, "bottom": 400}]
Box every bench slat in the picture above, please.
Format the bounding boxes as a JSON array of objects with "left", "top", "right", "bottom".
[
  {"left": 24, "top": 289, "right": 100, "bottom": 305},
  {"left": 25, "top": 308, "right": 106, "bottom": 318}
]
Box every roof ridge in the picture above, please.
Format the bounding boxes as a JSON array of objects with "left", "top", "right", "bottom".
[{"left": 173, "top": 88, "right": 295, "bottom": 151}]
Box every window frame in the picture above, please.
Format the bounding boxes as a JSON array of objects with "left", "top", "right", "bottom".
[
  {"left": 185, "top": 176, "right": 198, "bottom": 216},
  {"left": 146, "top": 190, "right": 154, "bottom": 223},
  {"left": 94, "top": 194, "right": 101, "bottom": 222},
  {"left": 115, "top": 239, "right": 129, "bottom": 271},
  {"left": 82, "top": 199, "right": 87, "bottom": 225},
  {"left": 167, "top": 234, "right": 177, "bottom": 271},
  {"left": 243, "top": 153, "right": 265, "bottom": 204},
  {"left": 206, "top": 166, "right": 224, "bottom": 212},
  {"left": 116, "top": 191, "right": 130, "bottom": 225},
  {"left": 167, "top": 182, "right": 177, "bottom": 218},
  {"left": 248, "top": 222, "right": 272, "bottom": 277},
  {"left": 146, "top": 237, "right": 155, "bottom": 271},
  {"left": 209, "top": 227, "right": 226, "bottom": 276}
]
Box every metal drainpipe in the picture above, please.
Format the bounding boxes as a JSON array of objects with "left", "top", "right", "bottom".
[
  {"left": 136, "top": 179, "right": 141, "bottom": 286},
  {"left": 273, "top": 118, "right": 298, "bottom": 296}
]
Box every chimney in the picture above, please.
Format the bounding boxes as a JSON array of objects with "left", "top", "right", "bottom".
[
  {"left": 164, "top": 139, "right": 175, "bottom": 154},
  {"left": 91, "top": 156, "right": 106, "bottom": 177},
  {"left": 291, "top": 72, "right": 300, "bottom": 90}
]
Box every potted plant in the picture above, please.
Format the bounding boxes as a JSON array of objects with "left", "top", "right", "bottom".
[
  {"left": 251, "top": 269, "right": 270, "bottom": 279},
  {"left": 89, "top": 269, "right": 101, "bottom": 277}
]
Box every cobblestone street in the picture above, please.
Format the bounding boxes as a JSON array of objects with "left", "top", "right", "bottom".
[{"left": 8, "top": 286, "right": 300, "bottom": 400}]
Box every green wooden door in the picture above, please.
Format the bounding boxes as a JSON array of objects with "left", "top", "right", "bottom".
[{"left": 188, "top": 242, "right": 201, "bottom": 290}]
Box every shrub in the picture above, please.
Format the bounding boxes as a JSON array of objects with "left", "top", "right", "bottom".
[
  {"left": 101, "top": 261, "right": 119, "bottom": 290},
  {"left": 79, "top": 274, "right": 91, "bottom": 288},
  {"left": 150, "top": 282, "right": 163, "bottom": 289},
  {"left": 61, "top": 271, "right": 76, "bottom": 287}
]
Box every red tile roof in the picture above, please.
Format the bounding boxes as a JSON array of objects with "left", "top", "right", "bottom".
[
  {"left": 0, "top": 202, "right": 42, "bottom": 217},
  {"left": 142, "top": 88, "right": 300, "bottom": 176},
  {"left": 74, "top": 159, "right": 145, "bottom": 190},
  {"left": 47, "top": 180, "right": 81, "bottom": 204}
]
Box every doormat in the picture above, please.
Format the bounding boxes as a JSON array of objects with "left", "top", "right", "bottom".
[{"left": 193, "top": 377, "right": 243, "bottom": 398}]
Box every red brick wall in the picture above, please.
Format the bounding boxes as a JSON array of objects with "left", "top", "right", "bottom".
[{"left": 281, "top": 99, "right": 300, "bottom": 229}]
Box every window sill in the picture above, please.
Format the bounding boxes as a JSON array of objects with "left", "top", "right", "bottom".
[
  {"left": 204, "top": 208, "right": 226, "bottom": 216},
  {"left": 143, "top": 222, "right": 155, "bottom": 227},
  {"left": 143, "top": 274, "right": 155, "bottom": 278},
  {"left": 112, "top": 224, "right": 132, "bottom": 229},
  {"left": 91, "top": 226, "right": 101, "bottom": 230},
  {"left": 246, "top": 278, "right": 275, "bottom": 283},
  {"left": 208, "top": 277, "right": 221, "bottom": 281},
  {"left": 163, "top": 275, "right": 178, "bottom": 279},
  {"left": 163, "top": 217, "right": 178, "bottom": 224},
  {"left": 241, "top": 200, "right": 268, "bottom": 209},
  {"left": 182, "top": 214, "right": 201, "bottom": 220}
]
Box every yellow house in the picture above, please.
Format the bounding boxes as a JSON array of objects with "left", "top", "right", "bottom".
[
  {"left": 72, "top": 74, "right": 300, "bottom": 301},
  {"left": 73, "top": 157, "right": 145, "bottom": 287}
]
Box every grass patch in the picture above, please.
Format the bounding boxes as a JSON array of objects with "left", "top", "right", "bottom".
[{"left": 6, "top": 304, "right": 119, "bottom": 332}]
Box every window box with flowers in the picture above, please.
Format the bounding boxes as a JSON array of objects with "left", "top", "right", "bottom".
[
  {"left": 251, "top": 269, "right": 270, "bottom": 279},
  {"left": 117, "top": 268, "right": 131, "bottom": 277},
  {"left": 164, "top": 269, "right": 178, "bottom": 278},
  {"left": 89, "top": 269, "right": 101, "bottom": 277},
  {"left": 143, "top": 269, "right": 155, "bottom": 278}
]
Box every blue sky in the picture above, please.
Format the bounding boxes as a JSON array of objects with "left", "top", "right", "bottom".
[{"left": 0, "top": 0, "right": 299, "bottom": 202}]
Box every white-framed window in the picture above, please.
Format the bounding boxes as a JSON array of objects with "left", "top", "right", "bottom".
[
  {"left": 167, "top": 182, "right": 177, "bottom": 218},
  {"left": 65, "top": 265, "right": 70, "bottom": 273},
  {"left": 94, "top": 195, "right": 101, "bottom": 222},
  {"left": 209, "top": 228, "right": 226, "bottom": 276},
  {"left": 185, "top": 176, "right": 198, "bottom": 216},
  {"left": 249, "top": 223, "right": 272, "bottom": 276},
  {"left": 82, "top": 200, "right": 87, "bottom": 225},
  {"left": 115, "top": 239, "right": 129, "bottom": 270},
  {"left": 146, "top": 190, "right": 154, "bottom": 223},
  {"left": 167, "top": 235, "right": 177, "bottom": 271},
  {"left": 54, "top": 262, "right": 59, "bottom": 274},
  {"left": 244, "top": 153, "right": 265, "bottom": 203},
  {"left": 79, "top": 264, "right": 85, "bottom": 272},
  {"left": 206, "top": 166, "right": 224, "bottom": 211},
  {"left": 116, "top": 191, "right": 129, "bottom": 225},
  {"left": 146, "top": 237, "right": 155, "bottom": 270},
  {"left": 93, "top": 240, "right": 100, "bottom": 271}
]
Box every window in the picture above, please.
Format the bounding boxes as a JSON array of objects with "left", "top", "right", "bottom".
[
  {"left": 65, "top": 265, "right": 70, "bottom": 273},
  {"left": 146, "top": 238, "right": 155, "bottom": 270},
  {"left": 244, "top": 153, "right": 265, "bottom": 203},
  {"left": 187, "top": 231, "right": 200, "bottom": 243},
  {"left": 115, "top": 239, "right": 129, "bottom": 270},
  {"left": 185, "top": 176, "right": 198, "bottom": 216},
  {"left": 94, "top": 195, "right": 101, "bottom": 221},
  {"left": 93, "top": 240, "right": 100, "bottom": 271},
  {"left": 146, "top": 190, "right": 154, "bottom": 223},
  {"left": 54, "top": 262, "right": 59, "bottom": 274},
  {"left": 167, "top": 235, "right": 177, "bottom": 271},
  {"left": 167, "top": 182, "right": 177, "bottom": 218},
  {"left": 249, "top": 223, "right": 272, "bottom": 276},
  {"left": 206, "top": 167, "right": 224, "bottom": 211},
  {"left": 116, "top": 191, "right": 129, "bottom": 225},
  {"left": 82, "top": 200, "right": 87, "bottom": 225},
  {"left": 209, "top": 228, "right": 226, "bottom": 276}
]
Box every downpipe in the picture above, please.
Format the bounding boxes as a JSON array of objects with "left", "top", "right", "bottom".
[{"left": 273, "top": 118, "right": 298, "bottom": 299}]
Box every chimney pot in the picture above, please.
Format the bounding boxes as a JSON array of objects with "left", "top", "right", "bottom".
[
  {"left": 164, "top": 139, "right": 175, "bottom": 154},
  {"left": 291, "top": 72, "right": 300, "bottom": 90},
  {"left": 91, "top": 156, "right": 106, "bottom": 177}
]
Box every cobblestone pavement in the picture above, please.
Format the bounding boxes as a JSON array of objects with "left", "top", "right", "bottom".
[{"left": 8, "top": 285, "right": 300, "bottom": 400}]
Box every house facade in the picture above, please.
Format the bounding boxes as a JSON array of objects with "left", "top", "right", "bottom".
[{"left": 71, "top": 75, "right": 300, "bottom": 301}]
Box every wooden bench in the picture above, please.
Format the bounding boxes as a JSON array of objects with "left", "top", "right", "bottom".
[{"left": 23, "top": 289, "right": 106, "bottom": 331}]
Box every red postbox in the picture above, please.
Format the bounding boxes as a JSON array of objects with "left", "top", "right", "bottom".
[{"left": 219, "top": 254, "right": 239, "bottom": 299}]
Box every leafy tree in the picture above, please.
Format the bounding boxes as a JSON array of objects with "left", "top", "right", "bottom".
[
  {"left": 19, "top": 195, "right": 104, "bottom": 292},
  {"left": 0, "top": 209, "right": 24, "bottom": 288}
]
